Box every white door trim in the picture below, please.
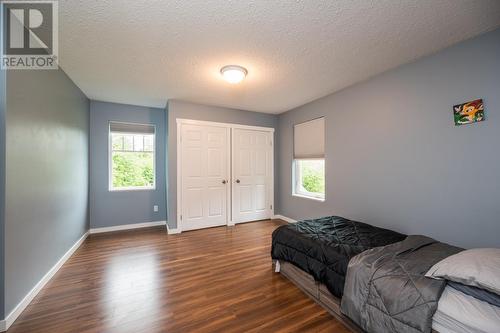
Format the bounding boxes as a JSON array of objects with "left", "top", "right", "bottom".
[
  {"left": 176, "top": 118, "right": 275, "bottom": 133},
  {"left": 176, "top": 118, "right": 274, "bottom": 232},
  {"left": 270, "top": 131, "right": 275, "bottom": 218}
]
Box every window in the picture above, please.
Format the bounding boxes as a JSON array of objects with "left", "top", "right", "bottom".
[
  {"left": 294, "top": 159, "right": 325, "bottom": 200},
  {"left": 293, "top": 117, "right": 325, "bottom": 200},
  {"left": 109, "top": 122, "right": 155, "bottom": 191}
]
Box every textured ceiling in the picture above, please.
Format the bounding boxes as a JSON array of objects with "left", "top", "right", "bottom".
[{"left": 59, "top": 1, "right": 500, "bottom": 113}]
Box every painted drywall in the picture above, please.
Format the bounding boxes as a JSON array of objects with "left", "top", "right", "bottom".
[
  {"left": 89, "top": 101, "right": 167, "bottom": 228},
  {"left": 167, "top": 100, "right": 278, "bottom": 228},
  {"left": 277, "top": 29, "right": 500, "bottom": 249},
  {"left": 0, "top": 68, "right": 5, "bottom": 320},
  {"left": 5, "top": 68, "right": 89, "bottom": 314}
]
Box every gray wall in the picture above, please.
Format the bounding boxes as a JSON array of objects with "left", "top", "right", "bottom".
[
  {"left": 5, "top": 68, "right": 89, "bottom": 314},
  {"left": 0, "top": 68, "right": 5, "bottom": 320},
  {"left": 167, "top": 100, "right": 278, "bottom": 228},
  {"left": 277, "top": 28, "right": 500, "bottom": 248},
  {"left": 90, "top": 101, "right": 167, "bottom": 228}
]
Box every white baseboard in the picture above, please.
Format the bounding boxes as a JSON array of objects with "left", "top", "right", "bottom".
[
  {"left": 166, "top": 223, "right": 181, "bottom": 234},
  {"left": 89, "top": 221, "right": 166, "bottom": 234},
  {"left": 2, "top": 231, "right": 89, "bottom": 332},
  {"left": 272, "top": 214, "right": 297, "bottom": 223}
]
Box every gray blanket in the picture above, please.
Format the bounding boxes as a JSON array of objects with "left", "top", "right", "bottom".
[{"left": 341, "top": 235, "right": 462, "bottom": 333}]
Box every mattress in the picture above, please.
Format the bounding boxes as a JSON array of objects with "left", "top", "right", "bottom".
[
  {"left": 271, "top": 216, "right": 406, "bottom": 297},
  {"left": 432, "top": 286, "right": 500, "bottom": 333}
]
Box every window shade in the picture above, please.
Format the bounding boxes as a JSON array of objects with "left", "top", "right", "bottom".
[
  {"left": 294, "top": 117, "right": 325, "bottom": 159},
  {"left": 109, "top": 122, "right": 155, "bottom": 134}
]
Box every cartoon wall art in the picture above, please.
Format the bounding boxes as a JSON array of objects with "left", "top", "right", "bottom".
[{"left": 453, "top": 99, "right": 484, "bottom": 126}]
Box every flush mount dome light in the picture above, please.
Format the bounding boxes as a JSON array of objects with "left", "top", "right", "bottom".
[{"left": 220, "top": 65, "right": 248, "bottom": 84}]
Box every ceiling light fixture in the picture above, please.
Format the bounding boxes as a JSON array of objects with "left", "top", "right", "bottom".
[{"left": 220, "top": 65, "right": 248, "bottom": 84}]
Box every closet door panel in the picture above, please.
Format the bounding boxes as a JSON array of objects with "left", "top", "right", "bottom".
[
  {"left": 232, "top": 129, "right": 273, "bottom": 223},
  {"left": 180, "top": 124, "right": 229, "bottom": 231}
]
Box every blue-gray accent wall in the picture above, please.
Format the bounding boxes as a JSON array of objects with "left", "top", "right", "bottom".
[
  {"left": 89, "top": 101, "right": 167, "bottom": 228},
  {"left": 277, "top": 28, "right": 500, "bottom": 248},
  {"left": 5, "top": 68, "right": 90, "bottom": 315},
  {"left": 167, "top": 100, "right": 278, "bottom": 228}
]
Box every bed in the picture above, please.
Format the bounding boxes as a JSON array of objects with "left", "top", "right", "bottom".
[
  {"left": 273, "top": 259, "right": 366, "bottom": 333},
  {"left": 432, "top": 286, "right": 500, "bottom": 333},
  {"left": 341, "top": 235, "right": 462, "bottom": 333},
  {"left": 273, "top": 260, "right": 441, "bottom": 333},
  {"left": 271, "top": 215, "right": 406, "bottom": 297},
  {"left": 271, "top": 216, "right": 452, "bottom": 333},
  {"left": 273, "top": 217, "right": 500, "bottom": 333}
]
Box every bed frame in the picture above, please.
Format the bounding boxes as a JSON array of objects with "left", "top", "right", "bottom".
[
  {"left": 274, "top": 260, "right": 440, "bottom": 333},
  {"left": 273, "top": 260, "right": 364, "bottom": 333}
]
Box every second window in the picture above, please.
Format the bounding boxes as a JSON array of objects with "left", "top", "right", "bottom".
[{"left": 109, "top": 122, "right": 156, "bottom": 191}]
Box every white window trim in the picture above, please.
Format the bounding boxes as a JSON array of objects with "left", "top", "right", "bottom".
[
  {"left": 108, "top": 122, "right": 157, "bottom": 192},
  {"left": 292, "top": 158, "right": 325, "bottom": 202}
]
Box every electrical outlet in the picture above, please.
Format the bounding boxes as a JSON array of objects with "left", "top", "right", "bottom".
[{"left": 153, "top": 205, "right": 159, "bottom": 212}]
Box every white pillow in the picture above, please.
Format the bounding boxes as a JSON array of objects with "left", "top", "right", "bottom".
[{"left": 426, "top": 248, "right": 500, "bottom": 296}]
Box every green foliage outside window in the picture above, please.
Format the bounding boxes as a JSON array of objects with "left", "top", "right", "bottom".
[
  {"left": 112, "top": 152, "right": 154, "bottom": 188},
  {"left": 111, "top": 132, "right": 155, "bottom": 189},
  {"left": 299, "top": 160, "right": 325, "bottom": 195}
]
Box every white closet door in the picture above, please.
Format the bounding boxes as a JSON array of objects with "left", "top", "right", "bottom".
[
  {"left": 232, "top": 129, "right": 273, "bottom": 224},
  {"left": 180, "top": 124, "right": 229, "bottom": 231}
]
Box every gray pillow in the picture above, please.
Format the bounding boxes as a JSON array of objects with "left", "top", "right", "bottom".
[
  {"left": 448, "top": 281, "right": 500, "bottom": 307},
  {"left": 425, "top": 248, "right": 500, "bottom": 296}
]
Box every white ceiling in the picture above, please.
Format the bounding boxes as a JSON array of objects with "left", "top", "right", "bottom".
[{"left": 59, "top": 1, "right": 500, "bottom": 114}]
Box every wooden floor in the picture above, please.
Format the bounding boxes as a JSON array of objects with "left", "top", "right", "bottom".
[{"left": 7, "top": 220, "right": 350, "bottom": 333}]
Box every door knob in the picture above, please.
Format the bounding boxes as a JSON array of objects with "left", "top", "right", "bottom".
[
  {"left": 236, "top": 179, "right": 240, "bottom": 183},
  {"left": 222, "top": 180, "right": 227, "bottom": 184}
]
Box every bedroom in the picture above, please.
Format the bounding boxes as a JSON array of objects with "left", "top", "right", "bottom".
[{"left": 0, "top": 1, "right": 499, "bottom": 332}]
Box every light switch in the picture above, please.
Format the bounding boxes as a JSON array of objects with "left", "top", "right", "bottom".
[{"left": 153, "top": 205, "right": 159, "bottom": 212}]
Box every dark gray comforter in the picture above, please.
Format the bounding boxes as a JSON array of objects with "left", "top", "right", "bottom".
[
  {"left": 271, "top": 216, "right": 406, "bottom": 297},
  {"left": 341, "top": 235, "right": 462, "bottom": 333}
]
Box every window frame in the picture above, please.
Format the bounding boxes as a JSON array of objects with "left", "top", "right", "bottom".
[
  {"left": 292, "top": 158, "right": 325, "bottom": 201},
  {"left": 108, "top": 122, "right": 156, "bottom": 192}
]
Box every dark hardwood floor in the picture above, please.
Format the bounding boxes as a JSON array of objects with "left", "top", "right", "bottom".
[{"left": 7, "top": 220, "right": 350, "bottom": 333}]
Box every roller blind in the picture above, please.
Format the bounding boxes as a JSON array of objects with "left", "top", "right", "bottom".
[
  {"left": 109, "top": 121, "right": 155, "bottom": 134},
  {"left": 294, "top": 117, "right": 325, "bottom": 159}
]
